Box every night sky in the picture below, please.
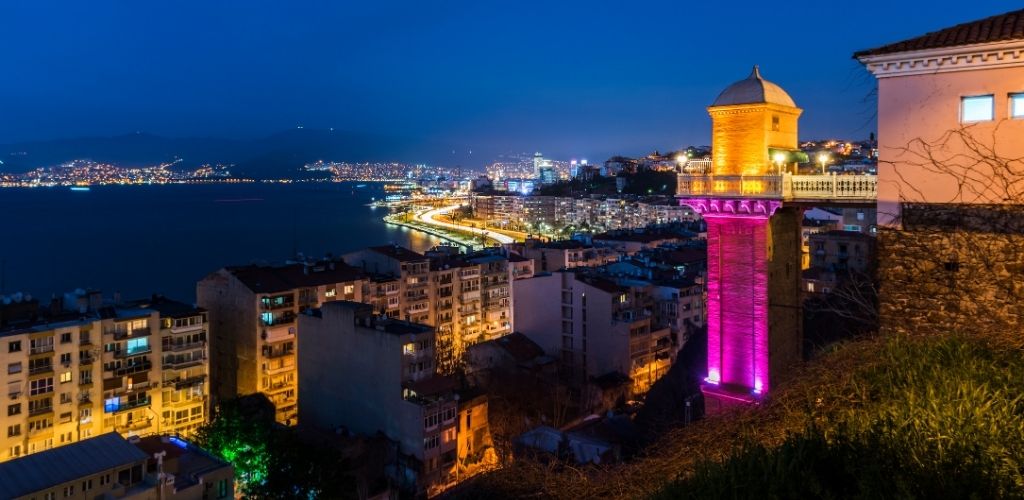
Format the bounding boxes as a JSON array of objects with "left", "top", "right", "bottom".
[{"left": 2, "top": 1, "right": 1019, "bottom": 164}]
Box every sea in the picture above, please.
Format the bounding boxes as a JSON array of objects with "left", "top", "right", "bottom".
[{"left": 0, "top": 182, "right": 447, "bottom": 302}]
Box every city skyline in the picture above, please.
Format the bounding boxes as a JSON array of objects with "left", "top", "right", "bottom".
[{"left": 2, "top": 2, "right": 1020, "bottom": 166}]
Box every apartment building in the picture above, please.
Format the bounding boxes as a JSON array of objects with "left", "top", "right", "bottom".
[
  {"left": 0, "top": 432, "right": 232, "bottom": 500},
  {"left": 513, "top": 272, "right": 675, "bottom": 396},
  {"left": 298, "top": 302, "right": 462, "bottom": 496},
  {"left": 1, "top": 290, "right": 211, "bottom": 463},
  {"left": 346, "top": 246, "right": 516, "bottom": 373},
  {"left": 196, "top": 258, "right": 365, "bottom": 425},
  {"left": 809, "top": 230, "right": 877, "bottom": 274},
  {"left": 511, "top": 239, "right": 619, "bottom": 273}
]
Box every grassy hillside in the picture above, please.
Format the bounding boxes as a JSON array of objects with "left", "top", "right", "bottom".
[{"left": 456, "top": 333, "right": 1024, "bottom": 499}]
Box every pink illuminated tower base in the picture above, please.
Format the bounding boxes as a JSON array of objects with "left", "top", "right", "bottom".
[{"left": 682, "top": 198, "right": 784, "bottom": 412}]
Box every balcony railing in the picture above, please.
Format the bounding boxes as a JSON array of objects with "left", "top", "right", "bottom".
[
  {"left": 105, "top": 396, "right": 151, "bottom": 413},
  {"left": 113, "top": 347, "right": 152, "bottom": 359},
  {"left": 29, "top": 404, "right": 53, "bottom": 416},
  {"left": 163, "top": 340, "right": 207, "bottom": 353},
  {"left": 172, "top": 375, "right": 207, "bottom": 390},
  {"left": 29, "top": 364, "right": 54, "bottom": 375},
  {"left": 108, "top": 328, "right": 151, "bottom": 340},
  {"left": 676, "top": 173, "right": 877, "bottom": 202},
  {"left": 113, "top": 361, "right": 152, "bottom": 376},
  {"left": 29, "top": 345, "right": 54, "bottom": 355},
  {"left": 162, "top": 356, "right": 204, "bottom": 370}
]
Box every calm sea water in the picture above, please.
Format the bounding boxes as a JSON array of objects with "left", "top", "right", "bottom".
[{"left": 1, "top": 182, "right": 445, "bottom": 302}]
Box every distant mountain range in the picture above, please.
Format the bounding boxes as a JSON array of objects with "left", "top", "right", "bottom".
[{"left": 0, "top": 129, "right": 483, "bottom": 178}]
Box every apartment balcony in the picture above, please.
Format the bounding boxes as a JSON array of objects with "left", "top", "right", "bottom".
[
  {"left": 78, "top": 395, "right": 92, "bottom": 405},
  {"left": 172, "top": 375, "right": 207, "bottom": 390},
  {"left": 262, "top": 323, "right": 295, "bottom": 343},
  {"left": 460, "top": 290, "right": 481, "bottom": 301},
  {"left": 162, "top": 356, "right": 204, "bottom": 370},
  {"left": 29, "top": 405, "right": 54, "bottom": 417},
  {"left": 169, "top": 322, "right": 205, "bottom": 334},
  {"left": 108, "top": 328, "right": 151, "bottom": 341},
  {"left": 262, "top": 299, "right": 295, "bottom": 310},
  {"left": 114, "top": 361, "right": 152, "bottom": 376},
  {"left": 262, "top": 348, "right": 295, "bottom": 360},
  {"left": 29, "top": 364, "right": 54, "bottom": 376},
  {"left": 80, "top": 354, "right": 95, "bottom": 365},
  {"left": 164, "top": 340, "right": 207, "bottom": 352},
  {"left": 264, "top": 361, "right": 295, "bottom": 375},
  {"left": 266, "top": 381, "right": 293, "bottom": 394},
  {"left": 261, "top": 313, "right": 296, "bottom": 327},
  {"left": 29, "top": 345, "right": 54, "bottom": 355},
  {"left": 105, "top": 396, "right": 151, "bottom": 414},
  {"left": 113, "top": 346, "right": 152, "bottom": 359},
  {"left": 116, "top": 418, "right": 153, "bottom": 433}
]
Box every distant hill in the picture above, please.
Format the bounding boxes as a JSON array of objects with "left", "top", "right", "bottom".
[{"left": 0, "top": 129, "right": 483, "bottom": 178}]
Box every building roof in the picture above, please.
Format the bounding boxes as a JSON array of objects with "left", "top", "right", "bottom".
[
  {"left": 491, "top": 332, "right": 545, "bottom": 363},
  {"left": 855, "top": 9, "right": 1024, "bottom": 57},
  {"left": 711, "top": 66, "right": 796, "bottom": 108},
  {"left": 127, "top": 295, "right": 204, "bottom": 318},
  {"left": 0, "top": 433, "right": 148, "bottom": 499},
  {"left": 368, "top": 245, "right": 428, "bottom": 263},
  {"left": 225, "top": 259, "right": 364, "bottom": 294}
]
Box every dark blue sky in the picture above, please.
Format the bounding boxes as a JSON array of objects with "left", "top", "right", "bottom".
[{"left": 1, "top": 1, "right": 1019, "bottom": 164}]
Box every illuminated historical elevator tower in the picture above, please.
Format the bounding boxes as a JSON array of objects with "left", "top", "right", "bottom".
[{"left": 678, "top": 67, "right": 805, "bottom": 411}]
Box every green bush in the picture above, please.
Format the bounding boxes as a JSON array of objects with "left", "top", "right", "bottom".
[{"left": 657, "top": 336, "right": 1024, "bottom": 499}]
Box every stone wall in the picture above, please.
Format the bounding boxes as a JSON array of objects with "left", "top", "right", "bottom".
[{"left": 879, "top": 203, "right": 1024, "bottom": 339}]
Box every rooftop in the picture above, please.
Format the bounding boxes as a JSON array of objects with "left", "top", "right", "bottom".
[
  {"left": 126, "top": 295, "right": 204, "bottom": 318},
  {"left": 855, "top": 9, "right": 1024, "bottom": 57},
  {"left": 368, "top": 245, "right": 428, "bottom": 263},
  {"left": 225, "top": 258, "right": 364, "bottom": 294},
  {"left": 711, "top": 66, "right": 796, "bottom": 108},
  {"left": 0, "top": 433, "right": 148, "bottom": 499}
]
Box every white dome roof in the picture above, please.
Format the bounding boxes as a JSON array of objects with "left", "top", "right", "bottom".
[{"left": 712, "top": 66, "right": 796, "bottom": 107}]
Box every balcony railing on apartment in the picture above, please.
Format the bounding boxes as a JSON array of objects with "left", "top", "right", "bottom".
[
  {"left": 107, "top": 327, "right": 151, "bottom": 340},
  {"left": 29, "top": 404, "right": 53, "bottom": 417},
  {"left": 105, "top": 396, "right": 151, "bottom": 413},
  {"left": 29, "top": 345, "right": 54, "bottom": 355},
  {"left": 172, "top": 375, "right": 207, "bottom": 390},
  {"left": 113, "top": 346, "right": 152, "bottom": 359},
  {"left": 113, "top": 361, "right": 152, "bottom": 376},
  {"left": 262, "top": 298, "right": 295, "bottom": 310},
  {"left": 29, "top": 363, "right": 54, "bottom": 375},
  {"left": 162, "top": 355, "right": 204, "bottom": 370},
  {"left": 163, "top": 340, "right": 207, "bottom": 352}
]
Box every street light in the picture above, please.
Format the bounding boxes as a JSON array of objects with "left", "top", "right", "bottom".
[
  {"left": 772, "top": 152, "right": 786, "bottom": 174},
  {"left": 817, "top": 152, "right": 830, "bottom": 175}
]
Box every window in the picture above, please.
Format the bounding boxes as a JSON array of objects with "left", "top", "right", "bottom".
[
  {"left": 217, "top": 479, "right": 229, "bottom": 499},
  {"left": 1012, "top": 93, "right": 1024, "bottom": 119},
  {"left": 29, "top": 377, "right": 54, "bottom": 396},
  {"left": 343, "top": 285, "right": 354, "bottom": 295},
  {"left": 60, "top": 353, "right": 72, "bottom": 365},
  {"left": 771, "top": 114, "right": 780, "bottom": 131},
  {"left": 424, "top": 435, "right": 439, "bottom": 449},
  {"left": 7, "top": 424, "right": 20, "bottom": 437},
  {"left": 324, "top": 288, "right": 336, "bottom": 298},
  {"left": 80, "top": 370, "right": 92, "bottom": 384},
  {"left": 7, "top": 362, "right": 21, "bottom": 375},
  {"left": 8, "top": 404, "right": 21, "bottom": 416},
  {"left": 60, "top": 332, "right": 72, "bottom": 344},
  {"left": 961, "top": 95, "right": 994, "bottom": 122},
  {"left": 8, "top": 341, "right": 21, "bottom": 353}
]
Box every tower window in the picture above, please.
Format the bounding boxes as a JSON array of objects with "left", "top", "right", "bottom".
[
  {"left": 961, "top": 95, "right": 993, "bottom": 123},
  {"left": 771, "top": 115, "right": 780, "bottom": 131}
]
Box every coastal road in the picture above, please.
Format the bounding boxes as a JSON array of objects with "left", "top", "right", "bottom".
[{"left": 416, "top": 205, "right": 516, "bottom": 245}]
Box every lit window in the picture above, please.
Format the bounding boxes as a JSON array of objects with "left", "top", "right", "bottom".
[
  {"left": 1012, "top": 93, "right": 1024, "bottom": 119},
  {"left": 961, "top": 95, "right": 993, "bottom": 122},
  {"left": 324, "top": 288, "right": 336, "bottom": 298}
]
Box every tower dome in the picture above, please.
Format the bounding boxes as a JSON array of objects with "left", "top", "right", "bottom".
[{"left": 712, "top": 66, "right": 796, "bottom": 107}]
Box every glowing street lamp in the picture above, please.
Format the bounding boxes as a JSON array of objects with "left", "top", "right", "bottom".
[
  {"left": 817, "top": 152, "right": 830, "bottom": 175},
  {"left": 772, "top": 152, "right": 786, "bottom": 174}
]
